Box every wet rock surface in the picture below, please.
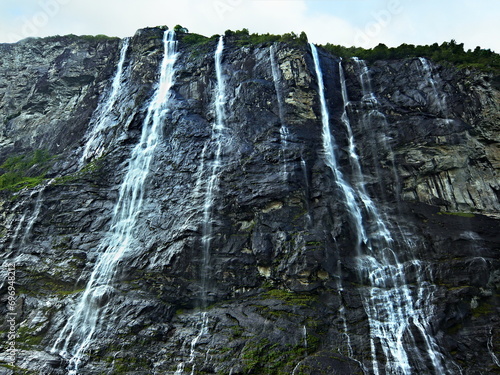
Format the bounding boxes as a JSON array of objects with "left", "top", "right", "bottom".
[{"left": 0, "top": 28, "right": 499, "bottom": 374}]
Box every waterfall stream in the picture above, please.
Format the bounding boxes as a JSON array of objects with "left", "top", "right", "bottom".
[
  {"left": 51, "top": 30, "right": 179, "bottom": 374},
  {"left": 270, "top": 44, "right": 290, "bottom": 181},
  {"left": 310, "top": 44, "right": 447, "bottom": 375},
  {"left": 352, "top": 57, "right": 400, "bottom": 200},
  {"left": 81, "top": 37, "right": 130, "bottom": 164},
  {"left": 418, "top": 57, "right": 449, "bottom": 119},
  {"left": 176, "top": 36, "right": 227, "bottom": 374},
  {"left": 200, "top": 35, "right": 226, "bottom": 305}
]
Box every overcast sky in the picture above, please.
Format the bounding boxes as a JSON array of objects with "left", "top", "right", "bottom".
[{"left": 0, "top": 0, "right": 498, "bottom": 52}]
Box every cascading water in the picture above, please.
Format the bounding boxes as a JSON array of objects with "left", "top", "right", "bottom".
[
  {"left": 51, "top": 30, "right": 179, "bottom": 374},
  {"left": 418, "top": 57, "right": 449, "bottom": 119},
  {"left": 351, "top": 57, "right": 400, "bottom": 200},
  {"left": 176, "top": 36, "right": 227, "bottom": 374},
  {"left": 81, "top": 38, "right": 130, "bottom": 164},
  {"left": 309, "top": 44, "right": 367, "bottom": 252},
  {"left": 489, "top": 327, "right": 500, "bottom": 368},
  {"left": 7, "top": 212, "right": 26, "bottom": 252},
  {"left": 7, "top": 197, "right": 37, "bottom": 252},
  {"left": 21, "top": 186, "right": 45, "bottom": 246},
  {"left": 200, "top": 35, "right": 227, "bottom": 304},
  {"left": 269, "top": 44, "right": 290, "bottom": 181},
  {"left": 310, "top": 44, "right": 447, "bottom": 374},
  {"left": 7, "top": 179, "right": 54, "bottom": 251},
  {"left": 338, "top": 61, "right": 391, "bottom": 243},
  {"left": 175, "top": 312, "right": 209, "bottom": 375}
]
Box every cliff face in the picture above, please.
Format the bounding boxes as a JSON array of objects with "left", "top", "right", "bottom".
[{"left": 0, "top": 27, "right": 499, "bottom": 375}]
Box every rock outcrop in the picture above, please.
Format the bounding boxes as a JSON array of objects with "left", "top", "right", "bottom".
[{"left": 0, "top": 27, "right": 498, "bottom": 374}]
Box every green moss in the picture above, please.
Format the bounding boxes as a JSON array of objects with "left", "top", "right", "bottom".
[
  {"left": 18, "top": 269, "right": 83, "bottom": 296},
  {"left": 0, "top": 365, "right": 37, "bottom": 374},
  {"left": 446, "top": 322, "right": 463, "bottom": 335},
  {"left": 242, "top": 338, "right": 310, "bottom": 374},
  {"left": 0, "top": 149, "right": 54, "bottom": 191},
  {"left": 103, "top": 355, "right": 150, "bottom": 373},
  {"left": 437, "top": 211, "right": 476, "bottom": 218},
  {"left": 54, "top": 155, "right": 105, "bottom": 186},
  {"left": 472, "top": 300, "right": 494, "bottom": 317},
  {"left": 231, "top": 324, "right": 244, "bottom": 338},
  {"left": 263, "top": 289, "right": 317, "bottom": 307},
  {"left": 16, "top": 325, "right": 44, "bottom": 348}
]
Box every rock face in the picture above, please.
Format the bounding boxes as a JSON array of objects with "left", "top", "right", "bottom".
[{"left": 0, "top": 27, "right": 499, "bottom": 374}]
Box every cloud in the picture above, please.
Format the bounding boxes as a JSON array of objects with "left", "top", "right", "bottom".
[{"left": 0, "top": 0, "right": 498, "bottom": 52}]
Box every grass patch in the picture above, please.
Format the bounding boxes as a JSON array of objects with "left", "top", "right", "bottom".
[{"left": 0, "top": 149, "right": 54, "bottom": 191}]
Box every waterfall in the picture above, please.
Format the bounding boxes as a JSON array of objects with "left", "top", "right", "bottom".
[
  {"left": 309, "top": 44, "right": 367, "bottom": 251},
  {"left": 7, "top": 180, "right": 54, "bottom": 251},
  {"left": 200, "top": 35, "right": 226, "bottom": 304},
  {"left": 21, "top": 186, "right": 46, "bottom": 246},
  {"left": 310, "top": 44, "right": 446, "bottom": 374},
  {"left": 51, "top": 30, "right": 179, "bottom": 374},
  {"left": 176, "top": 36, "right": 227, "bottom": 374},
  {"left": 269, "top": 44, "right": 290, "bottom": 181},
  {"left": 418, "top": 57, "right": 449, "bottom": 119},
  {"left": 489, "top": 327, "right": 500, "bottom": 368},
  {"left": 338, "top": 61, "right": 392, "bottom": 245},
  {"left": 351, "top": 57, "right": 400, "bottom": 201},
  {"left": 7, "top": 212, "right": 26, "bottom": 252},
  {"left": 81, "top": 37, "right": 130, "bottom": 164},
  {"left": 300, "top": 158, "right": 312, "bottom": 225},
  {"left": 175, "top": 312, "right": 209, "bottom": 375}
]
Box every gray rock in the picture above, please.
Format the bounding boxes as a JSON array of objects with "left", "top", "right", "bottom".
[{"left": 0, "top": 28, "right": 498, "bottom": 374}]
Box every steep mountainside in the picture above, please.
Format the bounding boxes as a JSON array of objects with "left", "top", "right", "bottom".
[{"left": 0, "top": 27, "right": 499, "bottom": 374}]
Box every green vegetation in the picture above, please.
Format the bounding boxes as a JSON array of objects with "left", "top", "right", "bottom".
[
  {"left": 79, "top": 34, "right": 118, "bottom": 42},
  {"left": 472, "top": 299, "right": 494, "bottom": 318},
  {"left": 0, "top": 149, "right": 54, "bottom": 191},
  {"left": 241, "top": 338, "right": 314, "bottom": 374},
  {"left": 17, "top": 325, "right": 44, "bottom": 348},
  {"left": 323, "top": 39, "right": 500, "bottom": 76},
  {"left": 179, "top": 32, "right": 214, "bottom": 46},
  {"left": 173, "top": 24, "right": 189, "bottom": 34},
  {"left": 437, "top": 211, "right": 476, "bottom": 218},
  {"left": 0, "top": 365, "right": 37, "bottom": 375},
  {"left": 103, "top": 356, "right": 150, "bottom": 374},
  {"left": 224, "top": 28, "right": 308, "bottom": 47},
  {"left": 54, "top": 154, "right": 105, "bottom": 186},
  {"left": 263, "top": 288, "right": 317, "bottom": 307},
  {"left": 40, "top": 34, "right": 119, "bottom": 43},
  {"left": 179, "top": 26, "right": 498, "bottom": 83}
]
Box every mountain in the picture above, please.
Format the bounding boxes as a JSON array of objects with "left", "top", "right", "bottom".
[{"left": 0, "top": 26, "right": 499, "bottom": 374}]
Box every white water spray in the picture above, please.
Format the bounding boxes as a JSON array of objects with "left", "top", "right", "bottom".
[
  {"left": 81, "top": 38, "right": 130, "bottom": 164},
  {"left": 309, "top": 44, "right": 367, "bottom": 251},
  {"left": 177, "top": 37, "right": 227, "bottom": 374},
  {"left": 200, "top": 35, "right": 227, "bottom": 304},
  {"left": 51, "top": 30, "right": 179, "bottom": 374},
  {"left": 270, "top": 44, "right": 290, "bottom": 181},
  {"left": 311, "top": 44, "right": 446, "bottom": 374},
  {"left": 418, "top": 57, "right": 449, "bottom": 119},
  {"left": 488, "top": 327, "right": 500, "bottom": 368},
  {"left": 21, "top": 187, "right": 45, "bottom": 245},
  {"left": 351, "top": 57, "right": 400, "bottom": 200}
]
